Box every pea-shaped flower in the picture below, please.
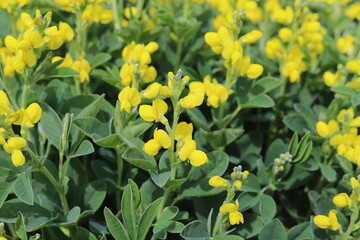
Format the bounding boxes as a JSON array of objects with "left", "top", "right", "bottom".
[
  {"left": 333, "top": 193, "right": 351, "bottom": 208},
  {"left": 178, "top": 140, "right": 208, "bottom": 167},
  {"left": 314, "top": 209, "right": 340, "bottom": 231},
  {"left": 7, "top": 103, "right": 42, "bottom": 127},
  {"left": 220, "top": 200, "right": 244, "bottom": 225},
  {"left": 118, "top": 86, "right": 141, "bottom": 113},
  {"left": 139, "top": 99, "right": 168, "bottom": 122},
  {"left": 2, "top": 137, "right": 27, "bottom": 167},
  {"left": 209, "top": 176, "right": 228, "bottom": 188},
  {"left": 143, "top": 129, "right": 171, "bottom": 156}
]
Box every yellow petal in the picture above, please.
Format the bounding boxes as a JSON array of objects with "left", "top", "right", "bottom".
[
  {"left": 188, "top": 150, "right": 208, "bottom": 167},
  {"left": 25, "top": 103, "right": 42, "bottom": 124},
  {"left": 7, "top": 137, "right": 27, "bottom": 149},
  {"left": 11, "top": 149, "right": 25, "bottom": 167},
  {"left": 143, "top": 139, "right": 161, "bottom": 156},
  {"left": 139, "top": 105, "right": 156, "bottom": 122},
  {"left": 220, "top": 203, "right": 237, "bottom": 213},
  {"left": 208, "top": 176, "right": 227, "bottom": 188},
  {"left": 333, "top": 193, "right": 350, "bottom": 208},
  {"left": 229, "top": 211, "right": 244, "bottom": 225},
  {"left": 154, "top": 129, "right": 171, "bottom": 149},
  {"left": 179, "top": 140, "right": 196, "bottom": 161}
]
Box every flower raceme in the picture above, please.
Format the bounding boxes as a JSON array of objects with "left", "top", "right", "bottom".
[
  {"left": 53, "top": 53, "right": 91, "bottom": 83},
  {"left": 118, "top": 86, "right": 141, "bottom": 113},
  {"left": 119, "top": 41, "right": 158, "bottom": 86},
  {"left": 220, "top": 200, "right": 244, "bottom": 225}
]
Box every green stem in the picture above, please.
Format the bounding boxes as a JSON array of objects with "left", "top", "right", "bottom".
[
  {"left": 21, "top": 82, "right": 30, "bottom": 108},
  {"left": 5, "top": 223, "right": 16, "bottom": 238},
  {"left": 222, "top": 105, "right": 241, "bottom": 129},
  {"left": 212, "top": 191, "right": 234, "bottom": 236},
  {"left": 135, "top": 0, "right": 145, "bottom": 19},
  {"left": 175, "top": 39, "right": 183, "bottom": 70},
  {"left": 111, "top": 0, "right": 121, "bottom": 31},
  {"left": 116, "top": 147, "right": 124, "bottom": 212},
  {"left": 340, "top": 205, "right": 359, "bottom": 240}
]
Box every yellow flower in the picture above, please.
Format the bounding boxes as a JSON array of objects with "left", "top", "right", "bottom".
[
  {"left": 118, "top": 86, "right": 141, "bottom": 113},
  {"left": 278, "top": 28, "right": 292, "bottom": 42},
  {"left": 82, "top": 4, "right": 113, "bottom": 24},
  {"left": 178, "top": 140, "right": 208, "bottom": 167},
  {"left": 315, "top": 120, "right": 339, "bottom": 137},
  {"left": 314, "top": 209, "right": 340, "bottom": 231},
  {"left": 0, "top": 90, "right": 14, "bottom": 115},
  {"left": 143, "top": 83, "right": 161, "bottom": 99},
  {"left": 337, "top": 34, "right": 354, "bottom": 54},
  {"left": 345, "top": 2, "right": 360, "bottom": 20},
  {"left": 220, "top": 200, "right": 244, "bottom": 225},
  {"left": 0, "top": 237, "right": 8, "bottom": 240},
  {"left": 72, "top": 58, "right": 91, "bottom": 83},
  {"left": 7, "top": 103, "right": 42, "bottom": 127},
  {"left": 119, "top": 63, "right": 135, "bottom": 86},
  {"left": 346, "top": 60, "right": 360, "bottom": 75},
  {"left": 143, "top": 129, "right": 171, "bottom": 156},
  {"left": 139, "top": 99, "right": 168, "bottom": 122},
  {"left": 2, "top": 137, "right": 27, "bottom": 167},
  {"left": 350, "top": 177, "right": 360, "bottom": 189},
  {"left": 333, "top": 193, "right": 351, "bottom": 208},
  {"left": 234, "top": 180, "right": 242, "bottom": 189},
  {"left": 181, "top": 83, "right": 205, "bottom": 109},
  {"left": 175, "top": 122, "right": 193, "bottom": 142},
  {"left": 241, "top": 30, "right": 263, "bottom": 44},
  {"left": 323, "top": 71, "right": 339, "bottom": 87},
  {"left": 208, "top": 176, "right": 227, "bottom": 188}
]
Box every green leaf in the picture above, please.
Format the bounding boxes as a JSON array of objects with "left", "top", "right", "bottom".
[
  {"left": 331, "top": 86, "right": 356, "bottom": 96},
  {"left": 104, "top": 207, "right": 130, "bottom": 240},
  {"left": 83, "top": 180, "right": 107, "bottom": 212},
  {"left": 95, "top": 134, "right": 122, "bottom": 148},
  {"left": 214, "top": 236, "right": 244, "bottom": 240},
  {"left": 74, "top": 117, "right": 108, "bottom": 141},
  {"left": 201, "top": 128, "right": 244, "bottom": 149},
  {"left": 15, "top": 212, "right": 27, "bottom": 240},
  {"left": 336, "top": 154, "right": 353, "bottom": 175},
  {"left": 75, "top": 227, "right": 98, "bottom": 240},
  {"left": 13, "top": 173, "right": 34, "bottom": 205},
  {"left": 238, "top": 192, "right": 261, "bottom": 212},
  {"left": 121, "top": 185, "right": 136, "bottom": 239},
  {"left": 123, "top": 123, "right": 153, "bottom": 137},
  {"left": 320, "top": 164, "right": 337, "bottom": 182},
  {"left": 186, "top": 108, "right": 210, "bottom": 131},
  {"left": 137, "top": 197, "right": 163, "bottom": 240},
  {"left": 149, "top": 170, "right": 171, "bottom": 188},
  {"left": 70, "top": 140, "right": 95, "bottom": 158},
  {"left": 0, "top": 167, "right": 17, "bottom": 181},
  {"left": 283, "top": 113, "right": 308, "bottom": 133},
  {"left": 293, "top": 142, "right": 313, "bottom": 164},
  {"left": 59, "top": 206, "right": 80, "bottom": 226},
  {"left": 0, "top": 199, "right": 57, "bottom": 231},
  {"left": 258, "top": 219, "right": 287, "bottom": 240},
  {"left": 90, "top": 53, "right": 112, "bottom": 69},
  {"left": 294, "top": 132, "right": 311, "bottom": 159},
  {"left": 45, "top": 67, "right": 79, "bottom": 78},
  {"left": 235, "top": 213, "right": 264, "bottom": 238},
  {"left": 242, "top": 94, "right": 275, "bottom": 109},
  {"left": 287, "top": 222, "right": 310, "bottom": 240},
  {"left": 260, "top": 195, "right": 277, "bottom": 225},
  {"left": 0, "top": 180, "right": 14, "bottom": 208},
  {"left": 288, "top": 132, "right": 298, "bottom": 156},
  {"left": 294, "top": 104, "right": 316, "bottom": 129},
  {"left": 122, "top": 147, "right": 157, "bottom": 172},
  {"left": 180, "top": 220, "right": 210, "bottom": 239},
  {"left": 180, "top": 151, "right": 229, "bottom": 198},
  {"left": 251, "top": 77, "right": 283, "bottom": 95},
  {"left": 39, "top": 103, "right": 63, "bottom": 149}
]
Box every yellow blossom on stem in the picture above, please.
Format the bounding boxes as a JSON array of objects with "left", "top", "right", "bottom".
[
  {"left": 219, "top": 200, "right": 244, "bottom": 225},
  {"left": 139, "top": 99, "right": 168, "bottom": 122},
  {"left": 209, "top": 176, "right": 228, "bottom": 188},
  {"left": 118, "top": 86, "right": 141, "bottom": 113},
  {"left": 178, "top": 140, "right": 208, "bottom": 167},
  {"left": 314, "top": 209, "right": 340, "bottom": 230},
  {"left": 7, "top": 103, "right": 42, "bottom": 127},
  {"left": 333, "top": 193, "right": 351, "bottom": 208},
  {"left": 143, "top": 129, "right": 171, "bottom": 156},
  {"left": 175, "top": 122, "right": 193, "bottom": 142},
  {"left": 0, "top": 90, "right": 14, "bottom": 115},
  {"left": 315, "top": 120, "right": 339, "bottom": 137}
]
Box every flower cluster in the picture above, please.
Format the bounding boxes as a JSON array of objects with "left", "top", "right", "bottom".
[
  {"left": 209, "top": 166, "right": 249, "bottom": 226},
  {"left": 0, "top": 0, "right": 30, "bottom": 13},
  {"left": 205, "top": 26, "right": 263, "bottom": 80},
  {"left": 0, "top": 91, "right": 41, "bottom": 167},
  {"left": 314, "top": 177, "right": 360, "bottom": 232},
  {"left": 119, "top": 41, "right": 158, "bottom": 86},
  {"left": 52, "top": 52, "right": 91, "bottom": 83},
  {"left": 0, "top": 10, "right": 74, "bottom": 77},
  {"left": 316, "top": 108, "right": 360, "bottom": 166},
  {"left": 273, "top": 152, "right": 292, "bottom": 177},
  {"left": 55, "top": 0, "right": 113, "bottom": 24}
]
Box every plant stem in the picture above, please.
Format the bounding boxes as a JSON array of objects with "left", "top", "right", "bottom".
[
  {"left": 111, "top": 0, "right": 121, "bottom": 31},
  {"left": 212, "top": 191, "right": 234, "bottom": 236},
  {"left": 340, "top": 205, "right": 359, "bottom": 240},
  {"left": 116, "top": 147, "right": 124, "bottom": 212}
]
